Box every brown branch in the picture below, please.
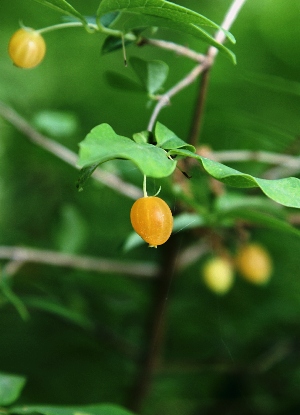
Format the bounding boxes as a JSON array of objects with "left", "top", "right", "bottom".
[
  {"left": 188, "top": 0, "right": 247, "bottom": 145},
  {"left": 0, "top": 246, "right": 158, "bottom": 278},
  {"left": 0, "top": 101, "right": 142, "bottom": 200},
  {"left": 139, "top": 37, "right": 205, "bottom": 62},
  {"left": 127, "top": 235, "right": 180, "bottom": 413}
]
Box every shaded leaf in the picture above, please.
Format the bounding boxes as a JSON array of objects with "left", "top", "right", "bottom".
[
  {"left": 78, "top": 123, "right": 176, "bottom": 178},
  {"left": 104, "top": 72, "right": 144, "bottom": 92},
  {"left": 214, "top": 192, "right": 285, "bottom": 218},
  {"left": 155, "top": 122, "right": 195, "bottom": 152},
  {"left": 24, "top": 297, "right": 95, "bottom": 330},
  {"left": 76, "top": 164, "right": 99, "bottom": 192},
  {"left": 130, "top": 57, "right": 169, "bottom": 95},
  {"left": 0, "top": 372, "right": 26, "bottom": 406},
  {"left": 101, "top": 36, "right": 134, "bottom": 55},
  {"left": 221, "top": 208, "right": 300, "bottom": 238},
  {"left": 0, "top": 279, "right": 29, "bottom": 321}
]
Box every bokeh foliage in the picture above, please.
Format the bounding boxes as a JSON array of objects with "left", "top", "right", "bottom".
[{"left": 1, "top": 0, "right": 300, "bottom": 414}]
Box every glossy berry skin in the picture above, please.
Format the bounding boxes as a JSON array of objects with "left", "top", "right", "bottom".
[
  {"left": 202, "top": 257, "right": 234, "bottom": 295},
  {"left": 236, "top": 243, "right": 272, "bottom": 284},
  {"left": 8, "top": 28, "right": 46, "bottom": 69},
  {"left": 130, "top": 196, "right": 173, "bottom": 247}
]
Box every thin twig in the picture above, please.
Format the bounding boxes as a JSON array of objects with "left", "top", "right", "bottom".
[
  {"left": 139, "top": 37, "right": 205, "bottom": 62},
  {"left": 0, "top": 246, "right": 158, "bottom": 278},
  {"left": 189, "top": 0, "right": 247, "bottom": 145},
  {"left": 211, "top": 149, "right": 300, "bottom": 168},
  {"left": 147, "top": 0, "right": 247, "bottom": 133},
  {"left": 0, "top": 102, "right": 142, "bottom": 200}
]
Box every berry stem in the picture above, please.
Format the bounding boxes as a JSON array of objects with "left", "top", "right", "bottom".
[{"left": 143, "top": 175, "right": 148, "bottom": 198}]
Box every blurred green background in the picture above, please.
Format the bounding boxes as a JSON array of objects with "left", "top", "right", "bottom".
[{"left": 1, "top": 0, "right": 300, "bottom": 414}]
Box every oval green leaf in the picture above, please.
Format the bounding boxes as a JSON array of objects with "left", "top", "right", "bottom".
[
  {"left": 170, "top": 148, "right": 300, "bottom": 209},
  {"left": 78, "top": 123, "right": 176, "bottom": 178},
  {"left": 97, "top": 0, "right": 236, "bottom": 62},
  {"left": 130, "top": 57, "right": 169, "bottom": 95}
]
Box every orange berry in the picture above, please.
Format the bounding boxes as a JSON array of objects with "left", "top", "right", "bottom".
[
  {"left": 130, "top": 196, "right": 173, "bottom": 247},
  {"left": 8, "top": 28, "right": 46, "bottom": 69},
  {"left": 236, "top": 243, "right": 272, "bottom": 284}
]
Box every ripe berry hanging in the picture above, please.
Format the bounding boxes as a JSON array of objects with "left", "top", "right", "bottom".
[
  {"left": 130, "top": 196, "right": 173, "bottom": 248},
  {"left": 8, "top": 27, "right": 46, "bottom": 69}
]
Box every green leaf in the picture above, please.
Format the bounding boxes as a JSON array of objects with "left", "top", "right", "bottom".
[
  {"left": 76, "top": 164, "right": 99, "bottom": 192},
  {"left": 24, "top": 297, "right": 94, "bottom": 330},
  {"left": 122, "top": 14, "right": 236, "bottom": 63},
  {"left": 221, "top": 208, "right": 300, "bottom": 238},
  {"left": 10, "top": 404, "right": 135, "bottom": 415},
  {"left": 32, "top": 110, "right": 78, "bottom": 138},
  {"left": 214, "top": 192, "right": 285, "bottom": 218},
  {"left": 155, "top": 122, "right": 195, "bottom": 152},
  {"left": 100, "top": 11, "right": 120, "bottom": 28},
  {"left": 130, "top": 57, "right": 169, "bottom": 95},
  {"left": 97, "top": 0, "right": 234, "bottom": 38},
  {"left": 0, "top": 372, "right": 26, "bottom": 406},
  {"left": 173, "top": 212, "right": 205, "bottom": 232},
  {"left": 170, "top": 148, "right": 300, "bottom": 209},
  {"left": 78, "top": 123, "right": 176, "bottom": 178},
  {"left": 31, "top": 0, "right": 88, "bottom": 28},
  {"left": 0, "top": 279, "right": 29, "bottom": 321},
  {"left": 101, "top": 36, "right": 134, "bottom": 55},
  {"left": 132, "top": 130, "right": 151, "bottom": 144},
  {"left": 97, "top": 0, "right": 236, "bottom": 63},
  {"left": 104, "top": 71, "right": 144, "bottom": 92}
]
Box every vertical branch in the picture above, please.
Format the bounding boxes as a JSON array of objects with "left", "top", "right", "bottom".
[
  {"left": 128, "top": 235, "right": 179, "bottom": 413},
  {"left": 188, "top": 68, "right": 211, "bottom": 147},
  {"left": 188, "top": 0, "right": 247, "bottom": 145},
  {"left": 128, "top": 1, "right": 247, "bottom": 412}
]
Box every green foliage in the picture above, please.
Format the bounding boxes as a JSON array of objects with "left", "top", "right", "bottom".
[
  {"left": 30, "top": 0, "right": 88, "bottom": 28},
  {"left": 130, "top": 57, "right": 169, "bottom": 95},
  {"left": 77, "top": 123, "right": 176, "bottom": 178},
  {"left": 2, "top": 0, "right": 300, "bottom": 414},
  {"left": 170, "top": 148, "right": 300, "bottom": 208},
  {"left": 97, "top": 0, "right": 236, "bottom": 62},
  {"left": 0, "top": 372, "right": 26, "bottom": 406},
  {"left": 10, "top": 405, "right": 135, "bottom": 415},
  {"left": 78, "top": 121, "right": 300, "bottom": 209}
]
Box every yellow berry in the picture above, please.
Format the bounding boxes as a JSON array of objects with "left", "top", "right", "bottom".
[
  {"left": 236, "top": 243, "right": 272, "bottom": 285},
  {"left": 202, "top": 256, "right": 235, "bottom": 295},
  {"left": 8, "top": 28, "right": 46, "bottom": 69}
]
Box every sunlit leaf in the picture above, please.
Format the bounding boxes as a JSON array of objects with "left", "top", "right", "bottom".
[
  {"left": 78, "top": 123, "right": 176, "bottom": 178},
  {"left": 97, "top": 0, "right": 236, "bottom": 62},
  {"left": 170, "top": 148, "right": 300, "bottom": 209}
]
